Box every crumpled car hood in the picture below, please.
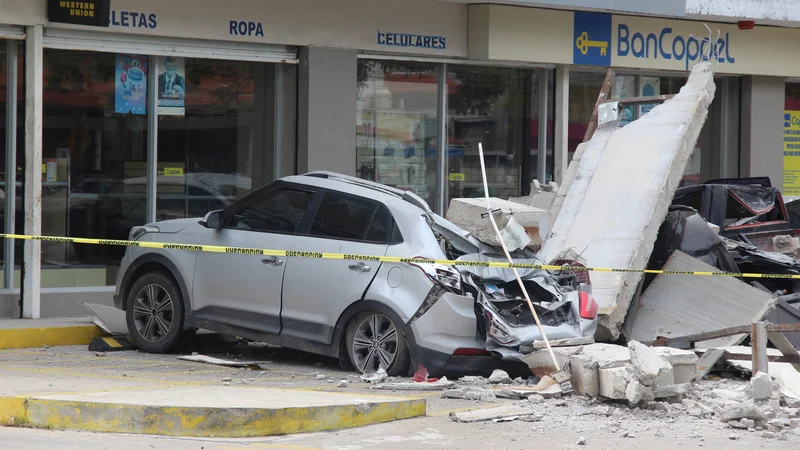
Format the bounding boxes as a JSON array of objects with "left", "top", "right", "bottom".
[{"left": 457, "top": 253, "right": 596, "bottom": 359}]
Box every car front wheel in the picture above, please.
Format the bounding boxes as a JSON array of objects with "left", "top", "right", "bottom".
[
  {"left": 125, "top": 271, "right": 190, "bottom": 353},
  {"left": 346, "top": 310, "right": 410, "bottom": 376}
]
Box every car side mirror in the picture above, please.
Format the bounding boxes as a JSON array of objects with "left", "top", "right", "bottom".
[{"left": 200, "top": 210, "right": 223, "bottom": 229}]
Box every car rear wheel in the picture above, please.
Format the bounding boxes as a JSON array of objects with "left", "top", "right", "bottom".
[
  {"left": 126, "top": 271, "right": 190, "bottom": 353},
  {"left": 346, "top": 311, "right": 410, "bottom": 376}
]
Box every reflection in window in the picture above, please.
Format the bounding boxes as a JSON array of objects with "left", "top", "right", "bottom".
[
  {"left": 233, "top": 188, "right": 313, "bottom": 234},
  {"left": 0, "top": 40, "right": 24, "bottom": 285},
  {"left": 41, "top": 49, "right": 149, "bottom": 287},
  {"left": 157, "top": 58, "right": 283, "bottom": 221},
  {"left": 310, "top": 192, "right": 378, "bottom": 241},
  {"left": 446, "top": 65, "right": 548, "bottom": 205},
  {"left": 356, "top": 61, "right": 439, "bottom": 208}
]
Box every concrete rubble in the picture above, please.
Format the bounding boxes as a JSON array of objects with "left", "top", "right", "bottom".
[
  {"left": 539, "top": 62, "right": 717, "bottom": 340},
  {"left": 445, "top": 197, "right": 547, "bottom": 250}
]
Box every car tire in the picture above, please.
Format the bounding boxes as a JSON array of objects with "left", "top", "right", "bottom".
[
  {"left": 125, "top": 271, "right": 190, "bottom": 353},
  {"left": 346, "top": 310, "right": 410, "bottom": 376}
]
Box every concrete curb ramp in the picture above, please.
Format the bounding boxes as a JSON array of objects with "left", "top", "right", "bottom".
[
  {"left": 0, "top": 387, "right": 426, "bottom": 437},
  {"left": 0, "top": 318, "right": 105, "bottom": 350}
]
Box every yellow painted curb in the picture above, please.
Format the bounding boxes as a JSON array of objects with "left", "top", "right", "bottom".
[
  {"left": 0, "top": 395, "right": 426, "bottom": 437},
  {"left": 0, "top": 396, "right": 28, "bottom": 425},
  {"left": 0, "top": 325, "right": 106, "bottom": 350}
]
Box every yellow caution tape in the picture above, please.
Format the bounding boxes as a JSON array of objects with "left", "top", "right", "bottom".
[{"left": 2, "top": 232, "right": 799, "bottom": 279}]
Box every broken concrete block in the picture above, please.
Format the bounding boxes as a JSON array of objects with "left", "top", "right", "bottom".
[
  {"left": 672, "top": 364, "right": 699, "bottom": 384},
  {"left": 653, "top": 383, "right": 692, "bottom": 398},
  {"left": 567, "top": 343, "right": 632, "bottom": 398},
  {"left": 445, "top": 197, "right": 546, "bottom": 250},
  {"left": 488, "top": 369, "right": 512, "bottom": 384},
  {"left": 626, "top": 379, "right": 654, "bottom": 405},
  {"left": 599, "top": 365, "right": 632, "bottom": 400},
  {"left": 628, "top": 341, "right": 671, "bottom": 386},
  {"left": 540, "top": 62, "right": 717, "bottom": 340},
  {"left": 730, "top": 418, "right": 756, "bottom": 429},
  {"left": 720, "top": 402, "right": 769, "bottom": 422},
  {"left": 750, "top": 372, "right": 774, "bottom": 402},
  {"left": 651, "top": 346, "right": 700, "bottom": 366},
  {"left": 772, "top": 235, "right": 799, "bottom": 255}
]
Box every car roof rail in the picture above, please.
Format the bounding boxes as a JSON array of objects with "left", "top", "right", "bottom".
[{"left": 301, "top": 171, "right": 433, "bottom": 212}]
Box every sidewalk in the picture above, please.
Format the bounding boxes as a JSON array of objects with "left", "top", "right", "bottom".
[
  {"left": 0, "top": 344, "right": 429, "bottom": 437},
  {"left": 0, "top": 317, "right": 105, "bottom": 350}
]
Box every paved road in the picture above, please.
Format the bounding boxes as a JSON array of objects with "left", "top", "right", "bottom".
[{"left": 2, "top": 413, "right": 796, "bottom": 450}]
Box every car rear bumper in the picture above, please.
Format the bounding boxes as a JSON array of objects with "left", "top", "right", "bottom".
[{"left": 419, "top": 345, "right": 497, "bottom": 377}]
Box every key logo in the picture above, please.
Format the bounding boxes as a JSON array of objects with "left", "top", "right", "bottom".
[{"left": 573, "top": 12, "right": 612, "bottom": 66}]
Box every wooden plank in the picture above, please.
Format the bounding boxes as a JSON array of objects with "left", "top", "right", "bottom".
[
  {"left": 767, "top": 331, "right": 800, "bottom": 372},
  {"left": 651, "top": 325, "right": 750, "bottom": 346},
  {"left": 752, "top": 322, "right": 769, "bottom": 374},
  {"left": 582, "top": 68, "right": 615, "bottom": 142}
]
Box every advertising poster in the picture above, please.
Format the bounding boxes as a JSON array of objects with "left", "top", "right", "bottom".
[
  {"left": 784, "top": 110, "right": 800, "bottom": 196},
  {"left": 115, "top": 54, "right": 147, "bottom": 115},
  {"left": 615, "top": 75, "right": 635, "bottom": 127},
  {"left": 157, "top": 56, "right": 186, "bottom": 116},
  {"left": 639, "top": 77, "right": 661, "bottom": 117}
]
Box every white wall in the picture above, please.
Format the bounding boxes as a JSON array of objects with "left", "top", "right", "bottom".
[
  {"left": 687, "top": 0, "right": 800, "bottom": 25},
  {"left": 0, "top": 0, "right": 468, "bottom": 57}
]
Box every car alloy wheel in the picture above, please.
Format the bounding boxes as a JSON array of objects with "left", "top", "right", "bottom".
[
  {"left": 131, "top": 283, "right": 174, "bottom": 343},
  {"left": 351, "top": 313, "right": 398, "bottom": 373}
]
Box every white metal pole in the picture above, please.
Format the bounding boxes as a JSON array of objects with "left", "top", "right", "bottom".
[{"left": 4, "top": 41, "right": 18, "bottom": 290}]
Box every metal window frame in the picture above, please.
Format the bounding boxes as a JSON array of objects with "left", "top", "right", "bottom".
[{"left": 3, "top": 40, "right": 19, "bottom": 291}]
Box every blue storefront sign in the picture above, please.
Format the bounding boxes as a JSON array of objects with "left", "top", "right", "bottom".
[{"left": 573, "top": 12, "right": 612, "bottom": 66}]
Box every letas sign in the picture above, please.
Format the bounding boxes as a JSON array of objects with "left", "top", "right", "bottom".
[{"left": 48, "top": 0, "right": 111, "bottom": 27}]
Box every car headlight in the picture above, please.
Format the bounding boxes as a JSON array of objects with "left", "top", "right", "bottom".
[{"left": 129, "top": 225, "right": 159, "bottom": 241}]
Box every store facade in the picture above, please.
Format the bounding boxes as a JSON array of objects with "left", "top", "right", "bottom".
[{"left": 0, "top": 0, "right": 796, "bottom": 317}]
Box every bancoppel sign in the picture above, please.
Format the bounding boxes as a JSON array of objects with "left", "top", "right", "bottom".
[{"left": 47, "top": 0, "right": 111, "bottom": 27}]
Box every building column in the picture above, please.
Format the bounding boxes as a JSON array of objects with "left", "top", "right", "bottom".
[
  {"left": 553, "top": 65, "right": 570, "bottom": 184},
  {"left": 741, "top": 76, "right": 784, "bottom": 191},
  {"left": 297, "top": 47, "right": 357, "bottom": 175},
  {"left": 23, "top": 25, "right": 43, "bottom": 319}
]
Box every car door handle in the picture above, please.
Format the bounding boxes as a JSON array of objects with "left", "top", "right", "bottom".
[
  {"left": 348, "top": 262, "right": 371, "bottom": 273},
  {"left": 262, "top": 256, "right": 284, "bottom": 266}
]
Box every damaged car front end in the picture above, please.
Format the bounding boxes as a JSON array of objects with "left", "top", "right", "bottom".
[{"left": 408, "top": 213, "right": 598, "bottom": 371}]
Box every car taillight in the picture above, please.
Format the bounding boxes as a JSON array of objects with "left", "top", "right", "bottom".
[
  {"left": 453, "top": 348, "right": 491, "bottom": 357},
  {"left": 579, "top": 291, "right": 598, "bottom": 320},
  {"left": 552, "top": 259, "right": 591, "bottom": 285},
  {"left": 408, "top": 257, "right": 462, "bottom": 293}
]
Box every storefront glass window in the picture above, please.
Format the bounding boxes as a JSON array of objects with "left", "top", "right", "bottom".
[
  {"left": 156, "top": 58, "right": 278, "bottom": 219},
  {"left": 568, "top": 71, "right": 605, "bottom": 160},
  {"left": 41, "top": 49, "right": 147, "bottom": 287},
  {"left": 446, "top": 65, "right": 545, "bottom": 205},
  {"left": 356, "top": 60, "right": 439, "bottom": 208}
]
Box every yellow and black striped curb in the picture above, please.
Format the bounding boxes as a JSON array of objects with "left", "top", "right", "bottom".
[
  {"left": 2, "top": 232, "right": 799, "bottom": 279},
  {"left": 88, "top": 336, "right": 137, "bottom": 352}
]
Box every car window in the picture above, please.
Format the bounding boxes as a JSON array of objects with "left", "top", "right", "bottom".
[
  {"left": 310, "top": 192, "right": 380, "bottom": 241},
  {"left": 231, "top": 187, "right": 314, "bottom": 234},
  {"left": 364, "top": 205, "right": 398, "bottom": 243}
]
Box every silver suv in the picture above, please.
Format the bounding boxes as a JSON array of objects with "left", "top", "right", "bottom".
[{"left": 114, "top": 171, "right": 598, "bottom": 376}]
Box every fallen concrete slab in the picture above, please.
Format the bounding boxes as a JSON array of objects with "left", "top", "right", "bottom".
[
  {"left": 540, "top": 62, "right": 716, "bottom": 340},
  {"left": 0, "top": 385, "right": 425, "bottom": 437},
  {"left": 626, "top": 251, "right": 777, "bottom": 348},
  {"left": 450, "top": 404, "right": 539, "bottom": 423},
  {"left": 80, "top": 302, "right": 128, "bottom": 335}
]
